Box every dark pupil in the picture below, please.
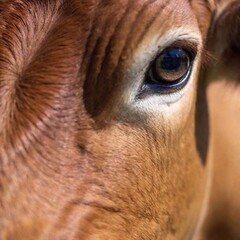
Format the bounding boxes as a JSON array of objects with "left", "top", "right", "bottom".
[
  {"left": 160, "top": 49, "right": 186, "bottom": 71},
  {"left": 152, "top": 48, "right": 190, "bottom": 83}
]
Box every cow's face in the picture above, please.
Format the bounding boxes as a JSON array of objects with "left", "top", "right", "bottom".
[
  {"left": 78, "top": 1, "right": 211, "bottom": 239},
  {"left": 0, "top": 0, "right": 238, "bottom": 240}
]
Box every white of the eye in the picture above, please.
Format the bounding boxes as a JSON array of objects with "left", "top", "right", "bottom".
[
  {"left": 121, "top": 28, "right": 202, "bottom": 111},
  {"left": 126, "top": 61, "right": 198, "bottom": 133}
]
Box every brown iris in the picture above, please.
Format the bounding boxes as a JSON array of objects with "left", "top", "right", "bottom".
[{"left": 149, "top": 47, "right": 191, "bottom": 84}]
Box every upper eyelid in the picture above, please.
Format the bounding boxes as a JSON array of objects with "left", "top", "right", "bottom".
[
  {"left": 145, "top": 40, "right": 199, "bottom": 75},
  {"left": 140, "top": 39, "right": 200, "bottom": 73},
  {"left": 157, "top": 40, "right": 200, "bottom": 58},
  {"left": 138, "top": 38, "right": 200, "bottom": 79},
  {"left": 173, "top": 40, "right": 214, "bottom": 68}
]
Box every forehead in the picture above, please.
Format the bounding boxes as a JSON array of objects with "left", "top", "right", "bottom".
[
  {"left": 84, "top": 0, "right": 209, "bottom": 67},
  {"left": 94, "top": 0, "right": 198, "bottom": 30}
]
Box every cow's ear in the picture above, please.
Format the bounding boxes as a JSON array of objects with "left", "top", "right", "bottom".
[
  {"left": 198, "top": 2, "right": 240, "bottom": 239},
  {"left": 208, "top": 0, "right": 240, "bottom": 76}
]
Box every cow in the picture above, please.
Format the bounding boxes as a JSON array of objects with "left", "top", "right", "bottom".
[
  {"left": 196, "top": 1, "right": 240, "bottom": 239},
  {"left": 0, "top": 0, "right": 239, "bottom": 239}
]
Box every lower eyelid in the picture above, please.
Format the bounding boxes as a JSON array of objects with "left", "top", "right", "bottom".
[{"left": 137, "top": 65, "right": 192, "bottom": 99}]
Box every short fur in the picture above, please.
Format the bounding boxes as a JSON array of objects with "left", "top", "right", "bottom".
[{"left": 0, "top": 0, "right": 239, "bottom": 239}]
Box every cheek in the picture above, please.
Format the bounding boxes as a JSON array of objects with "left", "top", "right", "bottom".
[
  {"left": 87, "top": 113, "right": 204, "bottom": 238},
  {"left": 126, "top": 71, "right": 197, "bottom": 143}
]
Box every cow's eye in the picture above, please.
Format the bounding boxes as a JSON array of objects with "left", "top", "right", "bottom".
[{"left": 141, "top": 46, "right": 195, "bottom": 95}]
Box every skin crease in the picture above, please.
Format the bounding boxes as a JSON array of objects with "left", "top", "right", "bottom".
[{"left": 0, "top": 0, "right": 239, "bottom": 240}]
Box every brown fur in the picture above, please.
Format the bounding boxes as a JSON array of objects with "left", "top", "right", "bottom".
[
  {"left": 0, "top": 0, "right": 239, "bottom": 239},
  {"left": 196, "top": 1, "right": 240, "bottom": 239}
]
